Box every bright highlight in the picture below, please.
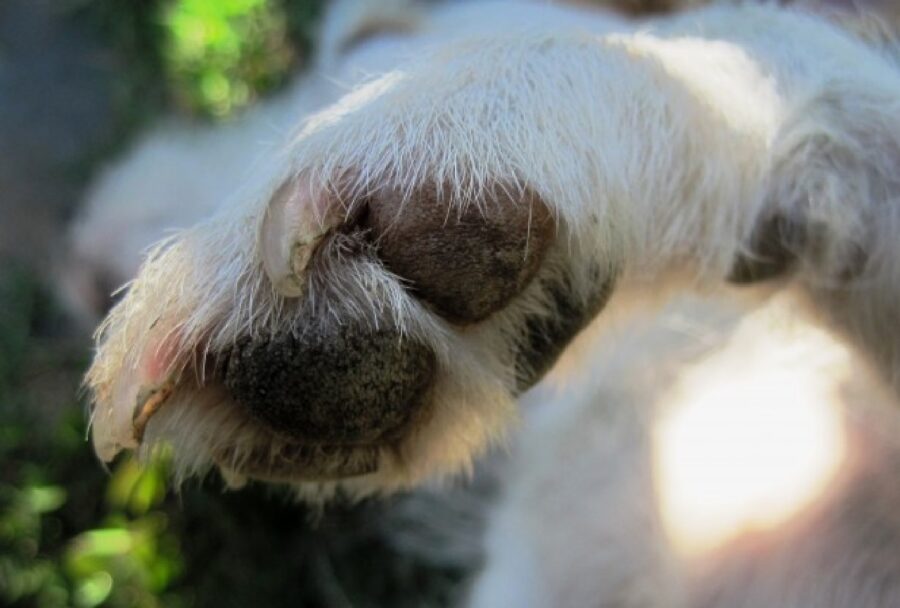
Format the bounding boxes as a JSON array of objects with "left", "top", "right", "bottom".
[{"left": 654, "top": 314, "right": 848, "bottom": 555}]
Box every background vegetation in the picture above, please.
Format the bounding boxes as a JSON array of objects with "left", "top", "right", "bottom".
[{"left": 0, "top": 1, "right": 470, "bottom": 606}]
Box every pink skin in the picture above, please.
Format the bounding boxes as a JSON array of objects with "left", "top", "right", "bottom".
[{"left": 140, "top": 329, "right": 182, "bottom": 387}]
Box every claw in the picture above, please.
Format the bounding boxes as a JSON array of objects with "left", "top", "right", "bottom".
[
  {"left": 260, "top": 178, "right": 343, "bottom": 297},
  {"left": 92, "top": 325, "right": 183, "bottom": 460},
  {"left": 132, "top": 380, "right": 176, "bottom": 443}
]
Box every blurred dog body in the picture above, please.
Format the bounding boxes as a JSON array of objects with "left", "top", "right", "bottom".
[
  {"left": 471, "top": 292, "right": 900, "bottom": 607},
  {"left": 67, "top": 1, "right": 900, "bottom": 605}
]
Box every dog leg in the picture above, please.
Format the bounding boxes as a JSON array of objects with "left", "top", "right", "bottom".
[{"left": 87, "top": 3, "right": 900, "bottom": 490}]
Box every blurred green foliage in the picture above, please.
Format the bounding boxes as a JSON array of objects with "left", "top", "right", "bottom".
[
  {"left": 69, "top": 0, "right": 325, "bottom": 122},
  {"left": 0, "top": 267, "right": 183, "bottom": 608},
  {"left": 0, "top": 433, "right": 185, "bottom": 608},
  {"left": 162, "top": 0, "right": 294, "bottom": 117}
]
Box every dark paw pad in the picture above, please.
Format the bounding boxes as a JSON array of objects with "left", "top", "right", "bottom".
[
  {"left": 358, "top": 184, "right": 555, "bottom": 324},
  {"left": 223, "top": 326, "right": 436, "bottom": 445}
]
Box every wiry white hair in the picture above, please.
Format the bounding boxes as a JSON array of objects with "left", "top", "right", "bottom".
[{"left": 79, "top": 0, "right": 900, "bottom": 502}]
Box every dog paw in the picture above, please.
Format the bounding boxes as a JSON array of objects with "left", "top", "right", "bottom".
[
  {"left": 84, "top": 31, "right": 638, "bottom": 496},
  {"left": 85, "top": 12, "right": 900, "bottom": 496},
  {"left": 87, "top": 153, "right": 615, "bottom": 497}
]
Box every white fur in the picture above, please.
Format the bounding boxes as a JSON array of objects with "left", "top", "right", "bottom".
[
  {"left": 79, "top": 0, "right": 900, "bottom": 492},
  {"left": 471, "top": 293, "right": 900, "bottom": 607},
  {"left": 73, "top": 0, "right": 900, "bottom": 601}
]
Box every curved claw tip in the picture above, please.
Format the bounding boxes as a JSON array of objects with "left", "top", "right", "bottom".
[{"left": 260, "top": 178, "right": 342, "bottom": 298}]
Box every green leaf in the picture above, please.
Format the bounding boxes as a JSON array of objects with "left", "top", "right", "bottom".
[
  {"left": 24, "top": 485, "right": 67, "bottom": 514},
  {"left": 73, "top": 571, "right": 113, "bottom": 608},
  {"left": 70, "top": 528, "right": 134, "bottom": 560}
]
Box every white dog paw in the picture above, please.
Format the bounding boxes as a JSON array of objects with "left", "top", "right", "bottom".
[
  {"left": 85, "top": 2, "right": 900, "bottom": 494},
  {"left": 86, "top": 160, "right": 616, "bottom": 495},
  {"left": 85, "top": 29, "right": 635, "bottom": 494}
]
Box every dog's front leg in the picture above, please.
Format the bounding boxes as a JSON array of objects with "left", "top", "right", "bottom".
[{"left": 88, "top": 4, "right": 900, "bottom": 489}]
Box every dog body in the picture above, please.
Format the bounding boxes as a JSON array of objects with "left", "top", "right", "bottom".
[
  {"left": 471, "top": 292, "right": 900, "bottom": 607},
  {"left": 71, "top": 1, "right": 900, "bottom": 604}
]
